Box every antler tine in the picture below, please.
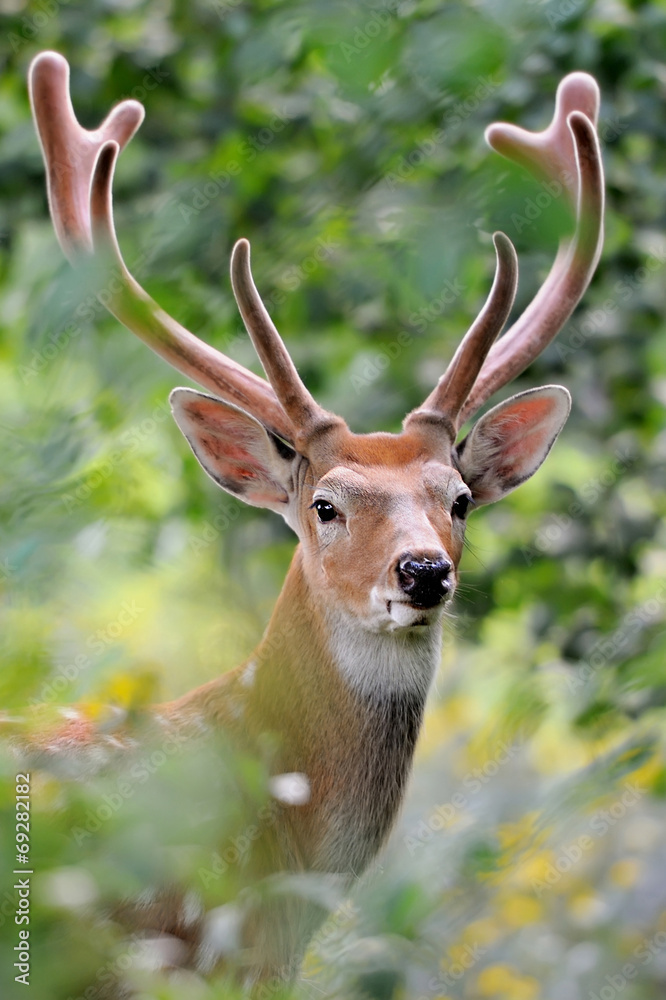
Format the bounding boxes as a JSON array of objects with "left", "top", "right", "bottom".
[
  {"left": 406, "top": 231, "right": 518, "bottom": 435},
  {"left": 460, "top": 72, "right": 604, "bottom": 424},
  {"left": 230, "top": 239, "right": 332, "bottom": 434},
  {"left": 29, "top": 51, "right": 144, "bottom": 258},
  {"left": 29, "top": 51, "right": 295, "bottom": 442},
  {"left": 87, "top": 143, "right": 291, "bottom": 437}
]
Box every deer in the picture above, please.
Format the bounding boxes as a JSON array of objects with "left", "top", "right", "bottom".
[{"left": 24, "top": 52, "right": 604, "bottom": 990}]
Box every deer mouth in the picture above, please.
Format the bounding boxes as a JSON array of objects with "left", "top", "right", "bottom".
[{"left": 386, "top": 599, "right": 442, "bottom": 628}]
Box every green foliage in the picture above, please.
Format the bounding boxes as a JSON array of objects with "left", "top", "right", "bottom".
[{"left": 1, "top": 1, "right": 665, "bottom": 998}]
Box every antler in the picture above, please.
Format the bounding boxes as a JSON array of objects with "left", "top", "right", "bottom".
[
  {"left": 408, "top": 72, "right": 604, "bottom": 435},
  {"left": 30, "top": 55, "right": 603, "bottom": 448},
  {"left": 29, "top": 51, "right": 329, "bottom": 443},
  {"left": 229, "top": 239, "right": 328, "bottom": 432},
  {"left": 405, "top": 231, "right": 518, "bottom": 436}
]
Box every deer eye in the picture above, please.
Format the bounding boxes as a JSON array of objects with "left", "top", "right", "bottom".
[
  {"left": 452, "top": 493, "right": 473, "bottom": 519},
  {"left": 312, "top": 500, "right": 338, "bottom": 523}
]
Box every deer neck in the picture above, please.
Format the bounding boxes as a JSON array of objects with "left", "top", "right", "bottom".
[{"left": 238, "top": 546, "right": 442, "bottom": 871}]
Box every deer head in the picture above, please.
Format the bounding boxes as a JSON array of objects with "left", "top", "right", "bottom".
[{"left": 29, "top": 53, "right": 603, "bottom": 656}]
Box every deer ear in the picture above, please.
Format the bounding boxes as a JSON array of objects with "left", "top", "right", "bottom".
[
  {"left": 170, "top": 388, "right": 298, "bottom": 512},
  {"left": 454, "top": 386, "right": 571, "bottom": 506}
]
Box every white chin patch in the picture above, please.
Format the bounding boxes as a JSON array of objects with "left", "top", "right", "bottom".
[{"left": 388, "top": 601, "right": 431, "bottom": 628}]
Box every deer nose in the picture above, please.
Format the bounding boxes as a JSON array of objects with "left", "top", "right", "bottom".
[{"left": 396, "top": 554, "right": 453, "bottom": 609}]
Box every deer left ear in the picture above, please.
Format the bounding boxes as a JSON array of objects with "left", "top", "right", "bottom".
[
  {"left": 454, "top": 386, "right": 571, "bottom": 506},
  {"left": 169, "top": 388, "right": 298, "bottom": 513}
]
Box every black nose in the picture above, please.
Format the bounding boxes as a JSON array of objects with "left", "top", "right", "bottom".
[{"left": 397, "top": 555, "right": 453, "bottom": 609}]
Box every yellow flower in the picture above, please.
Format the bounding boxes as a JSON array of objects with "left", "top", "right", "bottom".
[
  {"left": 609, "top": 858, "right": 641, "bottom": 888},
  {"left": 499, "top": 893, "right": 544, "bottom": 928},
  {"left": 569, "top": 890, "right": 606, "bottom": 925},
  {"left": 496, "top": 812, "right": 542, "bottom": 853},
  {"left": 510, "top": 850, "right": 556, "bottom": 888},
  {"left": 475, "top": 963, "right": 540, "bottom": 998},
  {"left": 461, "top": 917, "right": 503, "bottom": 948}
]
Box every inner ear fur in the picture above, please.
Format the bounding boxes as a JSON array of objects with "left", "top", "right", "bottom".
[
  {"left": 454, "top": 385, "right": 571, "bottom": 506},
  {"left": 169, "top": 388, "right": 297, "bottom": 511}
]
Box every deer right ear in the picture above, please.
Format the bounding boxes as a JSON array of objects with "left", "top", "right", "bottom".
[
  {"left": 169, "top": 388, "right": 298, "bottom": 512},
  {"left": 454, "top": 385, "right": 571, "bottom": 506}
]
